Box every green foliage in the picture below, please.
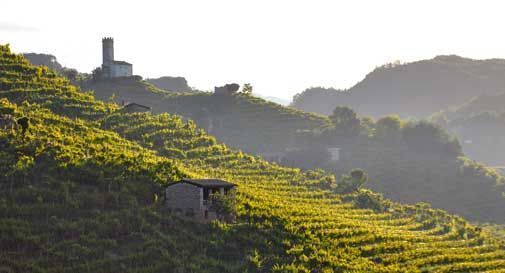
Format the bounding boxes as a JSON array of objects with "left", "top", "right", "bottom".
[
  {"left": 328, "top": 106, "right": 361, "bottom": 138},
  {"left": 353, "top": 190, "right": 386, "bottom": 212},
  {"left": 402, "top": 121, "right": 462, "bottom": 156},
  {"left": 335, "top": 169, "right": 368, "bottom": 194},
  {"left": 209, "top": 189, "right": 238, "bottom": 216},
  {"left": 374, "top": 115, "right": 403, "bottom": 142},
  {"left": 241, "top": 83, "right": 253, "bottom": 95}
]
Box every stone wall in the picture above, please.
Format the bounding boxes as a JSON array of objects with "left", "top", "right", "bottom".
[{"left": 165, "top": 183, "right": 202, "bottom": 216}]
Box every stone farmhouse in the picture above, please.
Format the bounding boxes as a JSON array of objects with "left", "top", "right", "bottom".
[{"left": 165, "top": 179, "right": 236, "bottom": 221}]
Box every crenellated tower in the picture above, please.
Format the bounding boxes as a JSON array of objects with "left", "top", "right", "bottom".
[
  {"left": 102, "top": 37, "right": 114, "bottom": 64},
  {"left": 100, "top": 37, "right": 132, "bottom": 78}
]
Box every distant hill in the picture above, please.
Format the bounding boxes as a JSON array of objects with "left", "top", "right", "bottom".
[
  {"left": 146, "top": 76, "right": 193, "bottom": 93},
  {"left": 292, "top": 55, "right": 505, "bottom": 118},
  {"left": 432, "top": 92, "right": 505, "bottom": 165}
]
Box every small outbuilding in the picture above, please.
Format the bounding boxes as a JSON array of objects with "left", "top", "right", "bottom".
[
  {"left": 165, "top": 178, "right": 237, "bottom": 221},
  {"left": 121, "top": 102, "right": 151, "bottom": 113}
]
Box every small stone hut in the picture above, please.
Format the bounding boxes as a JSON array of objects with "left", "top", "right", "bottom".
[{"left": 165, "top": 178, "right": 237, "bottom": 221}]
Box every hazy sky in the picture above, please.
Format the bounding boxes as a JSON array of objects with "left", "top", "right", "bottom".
[{"left": 2, "top": 0, "right": 505, "bottom": 100}]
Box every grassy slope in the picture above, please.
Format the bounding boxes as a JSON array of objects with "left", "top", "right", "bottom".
[
  {"left": 157, "top": 92, "right": 328, "bottom": 153},
  {"left": 84, "top": 78, "right": 328, "bottom": 153},
  {"left": 3, "top": 45, "right": 505, "bottom": 272}
]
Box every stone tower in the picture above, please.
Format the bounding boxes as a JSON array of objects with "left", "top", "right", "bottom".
[
  {"left": 102, "top": 37, "right": 114, "bottom": 64},
  {"left": 102, "top": 37, "right": 114, "bottom": 77}
]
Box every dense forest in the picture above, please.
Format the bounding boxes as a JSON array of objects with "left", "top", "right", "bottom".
[
  {"left": 291, "top": 55, "right": 505, "bottom": 118},
  {"left": 4, "top": 45, "right": 505, "bottom": 272}
]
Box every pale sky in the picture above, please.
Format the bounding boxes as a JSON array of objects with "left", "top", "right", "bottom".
[{"left": 1, "top": 0, "right": 505, "bottom": 100}]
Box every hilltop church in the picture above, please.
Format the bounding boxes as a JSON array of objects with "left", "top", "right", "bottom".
[{"left": 101, "top": 37, "right": 132, "bottom": 78}]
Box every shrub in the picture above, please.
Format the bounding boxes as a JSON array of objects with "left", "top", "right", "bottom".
[{"left": 335, "top": 169, "right": 368, "bottom": 194}]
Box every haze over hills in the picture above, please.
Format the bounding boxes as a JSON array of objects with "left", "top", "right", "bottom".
[
  {"left": 431, "top": 92, "right": 505, "bottom": 166},
  {"left": 291, "top": 55, "right": 505, "bottom": 118},
  {"left": 8, "top": 44, "right": 505, "bottom": 272}
]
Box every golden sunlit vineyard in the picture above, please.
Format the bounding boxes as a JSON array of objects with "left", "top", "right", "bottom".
[{"left": 2, "top": 44, "right": 505, "bottom": 272}]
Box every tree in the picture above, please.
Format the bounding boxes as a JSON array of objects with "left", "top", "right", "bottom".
[
  {"left": 242, "top": 83, "right": 253, "bottom": 95},
  {"left": 402, "top": 121, "right": 462, "bottom": 156},
  {"left": 91, "top": 67, "right": 102, "bottom": 82},
  {"left": 62, "top": 68, "right": 79, "bottom": 81},
  {"left": 214, "top": 83, "right": 240, "bottom": 95},
  {"left": 335, "top": 169, "right": 368, "bottom": 194},
  {"left": 375, "top": 115, "right": 403, "bottom": 143},
  {"left": 328, "top": 106, "right": 361, "bottom": 138}
]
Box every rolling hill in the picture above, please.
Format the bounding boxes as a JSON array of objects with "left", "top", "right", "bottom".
[
  {"left": 291, "top": 55, "right": 505, "bottom": 118},
  {"left": 4, "top": 44, "right": 505, "bottom": 272}
]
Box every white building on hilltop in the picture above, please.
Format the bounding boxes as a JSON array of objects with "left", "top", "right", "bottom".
[{"left": 101, "top": 37, "right": 132, "bottom": 78}]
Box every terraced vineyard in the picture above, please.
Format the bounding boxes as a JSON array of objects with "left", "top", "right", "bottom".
[
  {"left": 156, "top": 92, "right": 328, "bottom": 153},
  {"left": 2, "top": 44, "right": 505, "bottom": 272}
]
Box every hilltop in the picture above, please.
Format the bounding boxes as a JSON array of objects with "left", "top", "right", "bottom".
[
  {"left": 5, "top": 44, "right": 505, "bottom": 272},
  {"left": 292, "top": 55, "right": 505, "bottom": 118}
]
